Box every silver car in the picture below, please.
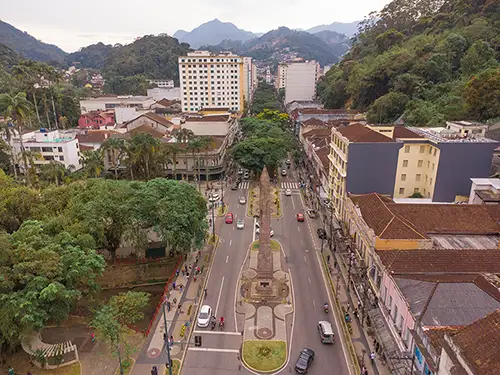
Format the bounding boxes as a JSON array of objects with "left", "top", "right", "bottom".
[
  {"left": 197, "top": 305, "right": 212, "bottom": 328},
  {"left": 239, "top": 196, "right": 247, "bottom": 204},
  {"left": 236, "top": 218, "right": 245, "bottom": 229}
]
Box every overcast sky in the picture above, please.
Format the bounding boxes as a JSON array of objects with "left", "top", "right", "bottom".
[{"left": 2, "top": 0, "right": 391, "bottom": 52}]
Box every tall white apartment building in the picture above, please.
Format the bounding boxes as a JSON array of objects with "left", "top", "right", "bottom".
[
  {"left": 178, "top": 51, "right": 244, "bottom": 113},
  {"left": 243, "top": 57, "right": 257, "bottom": 104},
  {"left": 252, "top": 64, "right": 258, "bottom": 92},
  {"left": 284, "top": 60, "right": 320, "bottom": 104},
  {"left": 276, "top": 63, "right": 287, "bottom": 89}
]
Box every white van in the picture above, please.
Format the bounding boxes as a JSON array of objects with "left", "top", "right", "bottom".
[{"left": 317, "top": 321, "right": 335, "bottom": 344}]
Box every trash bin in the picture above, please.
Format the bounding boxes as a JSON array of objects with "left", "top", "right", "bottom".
[{"left": 195, "top": 335, "right": 202, "bottom": 347}]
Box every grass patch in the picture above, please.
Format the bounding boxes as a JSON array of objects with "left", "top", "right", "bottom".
[
  {"left": 251, "top": 241, "right": 260, "bottom": 250},
  {"left": 270, "top": 240, "right": 280, "bottom": 251},
  {"left": 114, "top": 358, "right": 135, "bottom": 375},
  {"left": 217, "top": 205, "right": 228, "bottom": 217},
  {"left": 164, "top": 359, "right": 181, "bottom": 375},
  {"left": 208, "top": 234, "right": 219, "bottom": 246},
  {"left": 242, "top": 340, "right": 287, "bottom": 372}
]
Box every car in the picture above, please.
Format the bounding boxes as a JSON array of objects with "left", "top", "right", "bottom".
[
  {"left": 208, "top": 193, "right": 220, "bottom": 202},
  {"left": 197, "top": 305, "right": 212, "bottom": 328},
  {"left": 281, "top": 169, "right": 287, "bottom": 176},
  {"left": 225, "top": 213, "right": 233, "bottom": 224},
  {"left": 255, "top": 227, "right": 274, "bottom": 237},
  {"left": 238, "top": 168, "right": 244, "bottom": 175},
  {"left": 317, "top": 228, "right": 327, "bottom": 239},
  {"left": 317, "top": 321, "right": 335, "bottom": 344},
  {"left": 285, "top": 188, "right": 292, "bottom": 196},
  {"left": 236, "top": 218, "right": 245, "bottom": 229},
  {"left": 243, "top": 173, "right": 250, "bottom": 180},
  {"left": 296, "top": 213, "right": 304, "bottom": 222},
  {"left": 295, "top": 348, "right": 315, "bottom": 373},
  {"left": 231, "top": 184, "right": 238, "bottom": 190},
  {"left": 239, "top": 196, "right": 247, "bottom": 204},
  {"left": 306, "top": 209, "right": 317, "bottom": 218},
  {"left": 255, "top": 221, "right": 260, "bottom": 229},
  {"left": 285, "top": 159, "right": 291, "bottom": 165}
]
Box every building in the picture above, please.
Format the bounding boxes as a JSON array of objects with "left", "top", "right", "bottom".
[
  {"left": 178, "top": 51, "right": 244, "bottom": 113},
  {"left": 80, "top": 96, "right": 156, "bottom": 114},
  {"left": 147, "top": 87, "right": 181, "bottom": 101},
  {"left": 12, "top": 129, "right": 82, "bottom": 171},
  {"left": 265, "top": 69, "right": 272, "bottom": 84},
  {"left": 276, "top": 63, "right": 287, "bottom": 89},
  {"left": 243, "top": 57, "right": 256, "bottom": 104},
  {"left": 78, "top": 110, "right": 115, "bottom": 129},
  {"left": 148, "top": 79, "right": 174, "bottom": 88},
  {"left": 291, "top": 108, "right": 363, "bottom": 123},
  {"left": 284, "top": 60, "right": 320, "bottom": 104},
  {"left": 118, "top": 112, "right": 175, "bottom": 134},
  {"left": 437, "top": 309, "right": 500, "bottom": 375},
  {"left": 468, "top": 178, "right": 500, "bottom": 204},
  {"left": 182, "top": 115, "right": 233, "bottom": 136},
  {"left": 445, "top": 120, "right": 487, "bottom": 137},
  {"left": 77, "top": 130, "right": 119, "bottom": 151}
]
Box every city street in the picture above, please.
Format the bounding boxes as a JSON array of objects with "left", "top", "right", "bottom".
[{"left": 181, "top": 166, "right": 351, "bottom": 375}]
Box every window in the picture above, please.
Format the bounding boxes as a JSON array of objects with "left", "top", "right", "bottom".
[
  {"left": 427, "top": 161, "right": 430, "bottom": 168},
  {"left": 59, "top": 156, "right": 64, "bottom": 161},
  {"left": 433, "top": 149, "right": 437, "bottom": 156},
  {"left": 399, "top": 187, "right": 405, "bottom": 195},
  {"left": 428, "top": 147, "right": 432, "bottom": 154},
  {"left": 58, "top": 147, "right": 63, "bottom": 153},
  {"left": 416, "top": 174, "right": 421, "bottom": 182},
  {"left": 403, "top": 160, "right": 408, "bottom": 167},
  {"left": 401, "top": 174, "right": 407, "bottom": 181},
  {"left": 414, "top": 188, "right": 420, "bottom": 193},
  {"left": 432, "top": 163, "right": 435, "bottom": 171},
  {"left": 419, "top": 145, "right": 425, "bottom": 153},
  {"left": 404, "top": 145, "right": 410, "bottom": 153},
  {"left": 42, "top": 147, "right": 52, "bottom": 153},
  {"left": 417, "top": 160, "right": 423, "bottom": 167},
  {"left": 430, "top": 178, "right": 433, "bottom": 185}
]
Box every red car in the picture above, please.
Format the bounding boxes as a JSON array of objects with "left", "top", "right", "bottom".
[
  {"left": 296, "top": 213, "right": 305, "bottom": 222},
  {"left": 225, "top": 213, "right": 233, "bottom": 224}
]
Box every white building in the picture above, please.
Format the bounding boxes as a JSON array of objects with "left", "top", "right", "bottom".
[
  {"left": 265, "top": 69, "right": 272, "bottom": 84},
  {"left": 276, "top": 63, "right": 287, "bottom": 89},
  {"left": 284, "top": 60, "right": 320, "bottom": 104},
  {"left": 243, "top": 57, "right": 256, "bottom": 104},
  {"left": 468, "top": 178, "right": 500, "bottom": 204},
  {"left": 147, "top": 87, "right": 181, "bottom": 101},
  {"left": 148, "top": 79, "right": 174, "bottom": 88},
  {"left": 79, "top": 96, "right": 156, "bottom": 114},
  {"left": 178, "top": 51, "right": 244, "bottom": 113},
  {"left": 12, "top": 129, "right": 82, "bottom": 171}
]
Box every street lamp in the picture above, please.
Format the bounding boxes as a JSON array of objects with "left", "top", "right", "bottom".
[
  {"left": 116, "top": 345, "right": 124, "bottom": 375},
  {"left": 209, "top": 194, "right": 216, "bottom": 241},
  {"left": 162, "top": 302, "right": 173, "bottom": 375}
]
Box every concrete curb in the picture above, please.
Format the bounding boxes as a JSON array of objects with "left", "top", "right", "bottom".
[{"left": 240, "top": 340, "right": 288, "bottom": 374}]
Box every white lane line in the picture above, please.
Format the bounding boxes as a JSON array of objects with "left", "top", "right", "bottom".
[
  {"left": 193, "top": 330, "right": 241, "bottom": 336},
  {"left": 291, "top": 193, "right": 296, "bottom": 210},
  {"left": 304, "top": 256, "right": 308, "bottom": 264},
  {"left": 308, "top": 276, "right": 311, "bottom": 284},
  {"left": 215, "top": 276, "right": 225, "bottom": 316},
  {"left": 313, "top": 300, "right": 316, "bottom": 309},
  {"left": 229, "top": 239, "right": 232, "bottom": 246},
  {"left": 188, "top": 348, "right": 240, "bottom": 353},
  {"left": 252, "top": 218, "right": 256, "bottom": 242},
  {"left": 297, "top": 226, "right": 301, "bottom": 232},
  {"left": 226, "top": 255, "right": 229, "bottom": 263}
]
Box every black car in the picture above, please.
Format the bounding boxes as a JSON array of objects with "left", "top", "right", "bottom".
[
  {"left": 295, "top": 348, "right": 315, "bottom": 373},
  {"left": 317, "top": 228, "right": 327, "bottom": 240}
]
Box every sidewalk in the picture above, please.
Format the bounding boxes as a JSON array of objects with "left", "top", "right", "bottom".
[{"left": 131, "top": 247, "right": 211, "bottom": 375}]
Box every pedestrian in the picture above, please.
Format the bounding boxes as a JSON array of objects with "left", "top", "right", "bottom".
[
  {"left": 204, "top": 288, "right": 207, "bottom": 298},
  {"left": 184, "top": 265, "right": 188, "bottom": 273},
  {"left": 195, "top": 257, "right": 199, "bottom": 264},
  {"left": 181, "top": 269, "right": 185, "bottom": 276},
  {"left": 347, "top": 302, "right": 351, "bottom": 312},
  {"left": 353, "top": 307, "right": 358, "bottom": 319},
  {"left": 8, "top": 366, "right": 14, "bottom": 375},
  {"left": 327, "top": 254, "right": 330, "bottom": 263},
  {"left": 172, "top": 281, "right": 176, "bottom": 290},
  {"left": 163, "top": 332, "right": 167, "bottom": 342},
  {"left": 173, "top": 297, "right": 177, "bottom": 304},
  {"left": 175, "top": 269, "right": 179, "bottom": 277},
  {"left": 91, "top": 331, "right": 95, "bottom": 343},
  {"left": 334, "top": 259, "right": 338, "bottom": 269},
  {"left": 166, "top": 301, "right": 171, "bottom": 312},
  {"left": 370, "top": 351, "right": 376, "bottom": 364},
  {"left": 375, "top": 341, "right": 380, "bottom": 354},
  {"left": 179, "top": 284, "right": 184, "bottom": 292},
  {"left": 178, "top": 303, "right": 182, "bottom": 311},
  {"left": 151, "top": 365, "right": 158, "bottom": 375}
]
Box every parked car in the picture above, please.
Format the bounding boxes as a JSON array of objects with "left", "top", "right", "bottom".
[
  {"left": 238, "top": 168, "right": 244, "bottom": 175},
  {"left": 296, "top": 213, "right": 304, "bottom": 222},
  {"left": 236, "top": 218, "right": 245, "bottom": 229},
  {"left": 225, "top": 213, "right": 233, "bottom": 224},
  {"left": 317, "top": 228, "right": 327, "bottom": 239},
  {"left": 208, "top": 193, "right": 220, "bottom": 202},
  {"left": 281, "top": 169, "right": 287, "bottom": 176},
  {"left": 243, "top": 173, "right": 250, "bottom": 180},
  {"left": 285, "top": 159, "right": 291, "bottom": 165},
  {"left": 197, "top": 305, "right": 212, "bottom": 328},
  {"left": 295, "top": 348, "right": 315, "bottom": 373},
  {"left": 285, "top": 189, "right": 292, "bottom": 196},
  {"left": 239, "top": 196, "right": 247, "bottom": 204},
  {"left": 306, "top": 209, "right": 317, "bottom": 218}
]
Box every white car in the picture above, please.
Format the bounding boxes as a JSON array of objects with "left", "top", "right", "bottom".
[
  {"left": 281, "top": 169, "right": 287, "bottom": 176},
  {"left": 255, "top": 227, "right": 274, "bottom": 237},
  {"left": 208, "top": 193, "right": 220, "bottom": 202},
  {"left": 239, "top": 196, "right": 247, "bottom": 204},
  {"left": 197, "top": 305, "right": 212, "bottom": 328},
  {"left": 285, "top": 189, "right": 292, "bottom": 196},
  {"left": 236, "top": 218, "right": 245, "bottom": 229}
]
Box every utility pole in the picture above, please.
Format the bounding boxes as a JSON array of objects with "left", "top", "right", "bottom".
[
  {"left": 162, "top": 303, "right": 173, "bottom": 375},
  {"left": 210, "top": 194, "right": 216, "bottom": 241},
  {"left": 116, "top": 345, "right": 124, "bottom": 375}
]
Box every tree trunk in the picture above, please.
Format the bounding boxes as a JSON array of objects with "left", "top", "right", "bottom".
[{"left": 173, "top": 155, "right": 177, "bottom": 180}]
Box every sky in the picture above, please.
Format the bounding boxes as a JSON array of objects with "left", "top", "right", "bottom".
[{"left": 1, "top": 0, "right": 391, "bottom": 52}]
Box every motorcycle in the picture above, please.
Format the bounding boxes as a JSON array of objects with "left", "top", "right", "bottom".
[
  {"left": 219, "top": 320, "right": 225, "bottom": 330},
  {"left": 324, "top": 304, "right": 329, "bottom": 313}
]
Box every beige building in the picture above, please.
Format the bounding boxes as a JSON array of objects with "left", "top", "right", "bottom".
[
  {"left": 284, "top": 60, "right": 320, "bottom": 104},
  {"left": 242, "top": 57, "right": 257, "bottom": 104},
  {"left": 178, "top": 51, "right": 244, "bottom": 113},
  {"left": 276, "top": 63, "right": 287, "bottom": 90}
]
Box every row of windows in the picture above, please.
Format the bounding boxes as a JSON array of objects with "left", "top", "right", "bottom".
[
  {"left": 181, "top": 58, "right": 240, "bottom": 63},
  {"left": 183, "top": 83, "right": 239, "bottom": 88},
  {"left": 398, "top": 187, "right": 431, "bottom": 198},
  {"left": 403, "top": 145, "right": 438, "bottom": 156},
  {"left": 400, "top": 173, "right": 434, "bottom": 185},
  {"left": 43, "top": 155, "right": 64, "bottom": 161},
  {"left": 184, "top": 106, "right": 239, "bottom": 111},
  {"left": 401, "top": 159, "right": 436, "bottom": 170},
  {"left": 184, "top": 75, "right": 239, "bottom": 80},
  {"left": 182, "top": 69, "right": 239, "bottom": 74},
  {"left": 30, "top": 146, "right": 64, "bottom": 153}
]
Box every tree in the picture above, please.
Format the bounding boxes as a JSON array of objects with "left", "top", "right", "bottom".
[
  {"left": 80, "top": 150, "right": 104, "bottom": 178},
  {"left": 163, "top": 143, "right": 181, "bottom": 179},
  {"left": 460, "top": 40, "right": 498, "bottom": 76},
  {"left": 101, "top": 137, "right": 125, "bottom": 180},
  {"left": 172, "top": 128, "right": 194, "bottom": 180},
  {"left": 0, "top": 120, "right": 18, "bottom": 178},
  {"left": 0, "top": 139, "right": 11, "bottom": 174},
  {"left": 464, "top": 68, "right": 500, "bottom": 120},
  {"left": 367, "top": 92, "right": 409, "bottom": 123},
  {"left": 231, "top": 138, "right": 289, "bottom": 173},
  {"left": 128, "top": 134, "right": 160, "bottom": 180},
  {"left": 0, "top": 221, "right": 105, "bottom": 353},
  {"left": 375, "top": 28, "right": 405, "bottom": 53},
  {"left": 255, "top": 109, "right": 289, "bottom": 126},
  {"left": 39, "top": 160, "right": 66, "bottom": 186}
]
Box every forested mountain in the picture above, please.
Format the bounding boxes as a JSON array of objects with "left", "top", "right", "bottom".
[
  {"left": 66, "top": 42, "right": 114, "bottom": 69},
  {"left": 205, "top": 27, "right": 350, "bottom": 66},
  {"left": 173, "top": 19, "right": 257, "bottom": 48},
  {"left": 317, "top": 0, "right": 500, "bottom": 125},
  {"left": 0, "top": 20, "right": 67, "bottom": 64},
  {"left": 0, "top": 42, "right": 21, "bottom": 68},
  {"left": 306, "top": 21, "right": 361, "bottom": 36}
]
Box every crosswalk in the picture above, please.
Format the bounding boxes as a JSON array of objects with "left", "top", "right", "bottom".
[
  {"left": 238, "top": 181, "right": 250, "bottom": 190},
  {"left": 281, "top": 182, "right": 299, "bottom": 189}
]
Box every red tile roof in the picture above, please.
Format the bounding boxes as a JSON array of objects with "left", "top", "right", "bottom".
[
  {"left": 338, "top": 124, "right": 395, "bottom": 143},
  {"left": 129, "top": 125, "right": 167, "bottom": 139},
  {"left": 77, "top": 130, "right": 119, "bottom": 144},
  {"left": 302, "top": 118, "right": 325, "bottom": 126},
  {"left": 142, "top": 112, "right": 174, "bottom": 127},
  {"left": 79, "top": 144, "right": 95, "bottom": 151},
  {"left": 376, "top": 249, "right": 500, "bottom": 274},
  {"left": 157, "top": 98, "right": 180, "bottom": 107},
  {"left": 392, "top": 126, "right": 424, "bottom": 139},
  {"left": 450, "top": 309, "right": 500, "bottom": 375},
  {"left": 185, "top": 115, "right": 229, "bottom": 122},
  {"left": 350, "top": 193, "right": 500, "bottom": 239}
]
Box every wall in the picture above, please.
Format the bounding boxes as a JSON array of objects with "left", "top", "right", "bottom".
[
  {"left": 375, "top": 238, "right": 432, "bottom": 250},
  {"left": 182, "top": 121, "right": 229, "bottom": 136},
  {"left": 285, "top": 63, "right": 317, "bottom": 104},
  {"left": 147, "top": 88, "right": 181, "bottom": 101},
  {"left": 99, "top": 259, "right": 175, "bottom": 288},
  {"left": 434, "top": 142, "right": 500, "bottom": 202},
  {"left": 346, "top": 142, "right": 402, "bottom": 195}
]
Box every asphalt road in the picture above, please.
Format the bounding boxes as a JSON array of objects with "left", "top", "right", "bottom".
[{"left": 181, "top": 167, "right": 351, "bottom": 375}]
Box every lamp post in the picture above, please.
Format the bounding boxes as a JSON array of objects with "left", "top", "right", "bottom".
[
  {"left": 116, "top": 345, "right": 124, "bottom": 375},
  {"left": 210, "top": 194, "right": 216, "bottom": 241},
  {"left": 162, "top": 303, "right": 173, "bottom": 375}
]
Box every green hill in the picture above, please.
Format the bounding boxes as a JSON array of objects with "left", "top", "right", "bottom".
[{"left": 317, "top": 0, "right": 500, "bottom": 125}]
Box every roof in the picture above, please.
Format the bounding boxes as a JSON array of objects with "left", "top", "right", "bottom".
[
  {"left": 79, "top": 144, "right": 95, "bottom": 151},
  {"left": 338, "top": 124, "right": 395, "bottom": 143},
  {"left": 300, "top": 108, "right": 359, "bottom": 115},
  {"left": 449, "top": 309, "right": 500, "bottom": 375},
  {"left": 303, "top": 128, "right": 331, "bottom": 138},
  {"left": 377, "top": 249, "right": 500, "bottom": 274},
  {"left": 392, "top": 126, "right": 424, "bottom": 139},
  {"left": 157, "top": 98, "right": 180, "bottom": 107},
  {"left": 302, "top": 118, "right": 325, "bottom": 126},
  {"left": 76, "top": 130, "right": 119, "bottom": 144},
  {"left": 350, "top": 193, "right": 500, "bottom": 239},
  {"left": 185, "top": 115, "right": 229, "bottom": 122},
  {"left": 129, "top": 124, "right": 167, "bottom": 139},
  {"left": 316, "top": 147, "right": 330, "bottom": 170},
  {"left": 142, "top": 112, "right": 174, "bottom": 127}
]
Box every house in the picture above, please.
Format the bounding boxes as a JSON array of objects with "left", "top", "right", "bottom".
[
  {"left": 78, "top": 110, "right": 115, "bottom": 129},
  {"left": 119, "top": 112, "right": 174, "bottom": 134},
  {"left": 79, "top": 95, "right": 156, "bottom": 114},
  {"left": 150, "top": 99, "right": 182, "bottom": 114},
  {"left": 76, "top": 130, "right": 119, "bottom": 150},
  {"left": 468, "top": 178, "right": 500, "bottom": 204},
  {"left": 301, "top": 128, "right": 332, "bottom": 200}
]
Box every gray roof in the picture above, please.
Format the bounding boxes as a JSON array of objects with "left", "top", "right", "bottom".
[{"left": 395, "top": 278, "right": 500, "bottom": 327}]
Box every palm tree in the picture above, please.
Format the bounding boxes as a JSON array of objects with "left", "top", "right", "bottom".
[
  {"left": 172, "top": 128, "right": 194, "bottom": 180},
  {"left": 101, "top": 137, "right": 125, "bottom": 180},
  {"left": 80, "top": 150, "right": 104, "bottom": 178},
  {"left": 201, "top": 136, "right": 216, "bottom": 184},
  {"left": 40, "top": 160, "right": 66, "bottom": 186},
  {"left": 164, "top": 142, "right": 181, "bottom": 179},
  {"left": 153, "top": 142, "right": 172, "bottom": 178},
  {"left": 0, "top": 92, "right": 32, "bottom": 180},
  {"left": 129, "top": 134, "right": 160, "bottom": 180},
  {"left": 189, "top": 137, "right": 204, "bottom": 191},
  {"left": 0, "top": 120, "right": 18, "bottom": 178},
  {"left": 21, "top": 149, "right": 42, "bottom": 187}
]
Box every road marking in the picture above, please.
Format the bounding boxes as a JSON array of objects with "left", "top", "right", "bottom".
[
  {"left": 313, "top": 300, "right": 316, "bottom": 309},
  {"left": 291, "top": 194, "right": 296, "bottom": 210},
  {"left": 225, "top": 256, "right": 229, "bottom": 263},
  {"left": 252, "top": 218, "right": 256, "bottom": 242},
  {"left": 229, "top": 239, "right": 232, "bottom": 246},
  {"left": 188, "top": 347, "right": 240, "bottom": 353},
  {"left": 297, "top": 226, "right": 300, "bottom": 232},
  {"left": 308, "top": 276, "right": 311, "bottom": 284},
  {"left": 193, "top": 330, "right": 241, "bottom": 336},
  {"left": 215, "top": 276, "right": 225, "bottom": 316},
  {"left": 304, "top": 256, "right": 308, "bottom": 264}
]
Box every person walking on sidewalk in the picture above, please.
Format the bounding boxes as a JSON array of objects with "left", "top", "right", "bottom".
[{"left": 370, "top": 351, "right": 376, "bottom": 365}]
